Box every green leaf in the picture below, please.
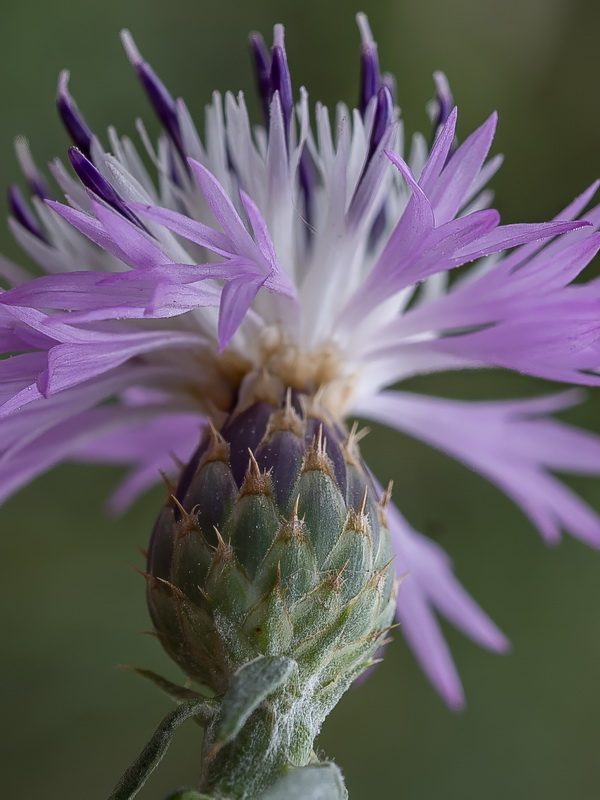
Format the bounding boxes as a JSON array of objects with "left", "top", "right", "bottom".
[
  {"left": 107, "top": 699, "right": 217, "bottom": 800},
  {"left": 212, "top": 655, "right": 297, "bottom": 750},
  {"left": 260, "top": 763, "right": 348, "bottom": 800}
]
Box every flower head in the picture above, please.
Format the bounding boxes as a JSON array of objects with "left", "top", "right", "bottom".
[{"left": 3, "top": 14, "right": 600, "bottom": 709}]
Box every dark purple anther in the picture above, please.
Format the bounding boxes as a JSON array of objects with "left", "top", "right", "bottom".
[
  {"left": 27, "top": 172, "right": 53, "bottom": 202},
  {"left": 121, "top": 31, "right": 184, "bottom": 160},
  {"left": 8, "top": 185, "right": 48, "bottom": 242},
  {"left": 357, "top": 12, "right": 381, "bottom": 116},
  {"left": 432, "top": 71, "right": 454, "bottom": 132},
  {"left": 249, "top": 32, "right": 272, "bottom": 124},
  {"left": 270, "top": 25, "right": 293, "bottom": 132},
  {"left": 368, "top": 206, "right": 387, "bottom": 251},
  {"left": 367, "top": 86, "right": 393, "bottom": 163},
  {"left": 57, "top": 71, "right": 94, "bottom": 158},
  {"left": 68, "top": 148, "right": 144, "bottom": 229},
  {"left": 298, "top": 145, "right": 316, "bottom": 233},
  {"left": 15, "top": 137, "right": 54, "bottom": 201}
]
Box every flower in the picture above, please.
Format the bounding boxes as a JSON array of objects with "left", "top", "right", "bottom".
[{"left": 2, "top": 14, "right": 600, "bottom": 710}]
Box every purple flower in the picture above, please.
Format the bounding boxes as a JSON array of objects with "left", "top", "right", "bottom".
[{"left": 3, "top": 14, "right": 600, "bottom": 710}]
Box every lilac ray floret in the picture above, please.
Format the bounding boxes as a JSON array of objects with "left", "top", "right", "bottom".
[
  {"left": 130, "top": 203, "right": 236, "bottom": 257},
  {"left": 429, "top": 112, "right": 498, "bottom": 224},
  {"left": 40, "top": 329, "right": 206, "bottom": 396},
  {"left": 343, "top": 150, "right": 588, "bottom": 323},
  {"left": 357, "top": 390, "right": 600, "bottom": 547},
  {"left": 218, "top": 274, "right": 267, "bottom": 351},
  {"left": 389, "top": 503, "right": 510, "bottom": 710},
  {"left": 0, "top": 270, "right": 218, "bottom": 323},
  {"left": 74, "top": 412, "right": 203, "bottom": 514},
  {"left": 419, "top": 108, "right": 458, "bottom": 193},
  {"left": 187, "top": 159, "right": 297, "bottom": 298}
]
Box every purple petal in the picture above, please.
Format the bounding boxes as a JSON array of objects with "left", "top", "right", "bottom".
[
  {"left": 187, "top": 159, "right": 258, "bottom": 256},
  {"left": 419, "top": 108, "right": 458, "bottom": 193},
  {"left": 218, "top": 274, "right": 266, "bottom": 351},
  {"left": 453, "top": 220, "right": 590, "bottom": 264},
  {"left": 429, "top": 112, "right": 498, "bottom": 224},
  {"left": 130, "top": 203, "right": 234, "bottom": 257},
  {"left": 39, "top": 330, "right": 203, "bottom": 396},
  {"left": 358, "top": 390, "right": 600, "bottom": 547}
]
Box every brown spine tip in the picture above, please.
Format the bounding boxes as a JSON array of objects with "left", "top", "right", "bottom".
[
  {"left": 160, "top": 470, "right": 178, "bottom": 502},
  {"left": 342, "top": 422, "right": 370, "bottom": 465},
  {"left": 326, "top": 558, "right": 350, "bottom": 592},
  {"left": 278, "top": 513, "right": 308, "bottom": 543},
  {"left": 199, "top": 419, "right": 230, "bottom": 467},
  {"left": 155, "top": 576, "right": 190, "bottom": 604},
  {"left": 345, "top": 506, "right": 371, "bottom": 537},
  {"left": 240, "top": 449, "right": 274, "bottom": 497},
  {"left": 301, "top": 431, "right": 335, "bottom": 479},
  {"left": 168, "top": 495, "right": 201, "bottom": 538},
  {"left": 262, "top": 394, "right": 305, "bottom": 440},
  {"left": 212, "top": 526, "right": 234, "bottom": 560},
  {"left": 368, "top": 557, "right": 396, "bottom": 592},
  {"left": 291, "top": 492, "right": 301, "bottom": 520},
  {"left": 131, "top": 565, "right": 153, "bottom": 582},
  {"left": 358, "top": 485, "right": 368, "bottom": 517},
  {"left": 377, "top": 480, "right": 394, "bottom": 527}
]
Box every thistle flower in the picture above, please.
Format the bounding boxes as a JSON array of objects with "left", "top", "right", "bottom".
[{"left": 2, "top": 14, "right": 600, "bottom": 724}]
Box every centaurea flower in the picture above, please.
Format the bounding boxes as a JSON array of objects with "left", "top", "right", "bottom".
[{"left": 3, "top": 15, "right": 600, "bottom": 792}]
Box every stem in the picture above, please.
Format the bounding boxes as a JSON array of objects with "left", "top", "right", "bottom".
[{"left": 198, "top": 702, "right": 315, "bottom": 799}]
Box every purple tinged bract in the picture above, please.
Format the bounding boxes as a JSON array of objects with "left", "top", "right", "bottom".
[{"left": 2, "top": 14, "right": 600, "bottom": 710}]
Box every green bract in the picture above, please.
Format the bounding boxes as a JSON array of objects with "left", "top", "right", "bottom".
[{"left": 145, "top": 388, "right": 396, "bottom": 797}]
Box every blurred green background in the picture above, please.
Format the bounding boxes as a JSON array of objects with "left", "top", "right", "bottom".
[{"left": 1, "top": 0, "right": 600, "bottom": 798}]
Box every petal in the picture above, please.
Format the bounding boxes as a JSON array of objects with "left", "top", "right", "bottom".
[
  {"left": 218, "top": 274, "right": 266, "bottom": 351},
  {"left": 358, "top": 390, "right": 600, "bottom": 547}
]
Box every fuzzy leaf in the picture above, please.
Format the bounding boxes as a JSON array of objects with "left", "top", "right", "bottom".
[
  {"left": 212, "top": 655, "right": 297, "bottom": 750},
  {"left": 260, "top": 763, "right": 348, "bottom": 800}
]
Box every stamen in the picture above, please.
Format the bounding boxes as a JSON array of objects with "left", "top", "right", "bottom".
[
  {"left": 249, "top": 32, "right": 272, "bottom": 124},
  {"left": 270, "top": 24, "right": 293, "bottom": 131},
  {"left": 298, "top": 145, "right": 316, "bottom": 232},
  {"left": 432, "top": 71, "right": 454, "bottom": 131},
  {"left": 121, "top": 30, "right": 184, "bottom": 158},
  {"left": 15, "top": 137, "right": 53, "bottom": 200},
  {"left": 57, "top": 71, "right": 94, "bottom": 158},
  {"left": 68, "top": 148, "right": 144, "bottom": 228},
  {"left": 368, "top": 85, "right": 394, "bottom": 162},
  {"left": 357, "top": 12, "right": 381, "bottom": 116},
  {"left": 7, "top": 185, "right": 48, "bottom": 242}
]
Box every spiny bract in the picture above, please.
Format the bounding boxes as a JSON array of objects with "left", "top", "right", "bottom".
[{"left": 147, "top": 386, "right": 395, "bottom": 703}]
